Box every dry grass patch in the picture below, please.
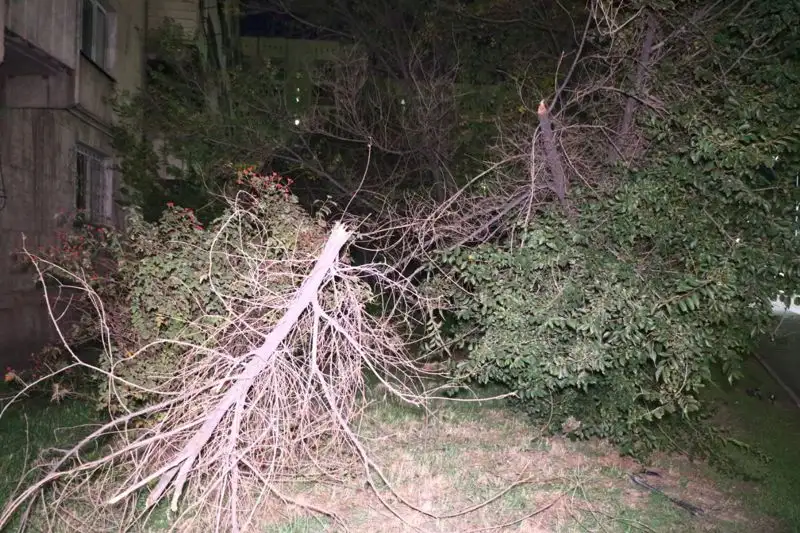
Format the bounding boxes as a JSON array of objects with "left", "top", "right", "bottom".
[{"left": 249, "top": 400, "right": 766, "bottom": 533}]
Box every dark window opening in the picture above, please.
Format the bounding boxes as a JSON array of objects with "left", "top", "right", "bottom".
[
  {"left": 76, "top": 151, "right": 87, "bottom": 211},
  {"left": 81, "top": 0, "right": 109, "bottom": 69},
  {"left": 75, "top": 146, "right": 113, "bottom": 225}
]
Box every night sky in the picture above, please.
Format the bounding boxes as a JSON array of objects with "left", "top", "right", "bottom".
[{"left": 240, "top": 5, "right": 336, "bottom": 40}]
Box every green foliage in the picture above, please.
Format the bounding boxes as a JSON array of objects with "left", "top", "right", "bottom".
[
  {"left": 32, "top": 168, "right": 324, "bottom": 414},
  {"left": 429, "top": 170, "right": 795, "bottom": 453},
  {"left": 425, "top": 0, "right": 800, "bottom": 456},
  {"left": 98, "top": 168, "right": 324, "bottom": 413},
  {"left": 111, "top": 20, "right": 289, "bottom": 221}
]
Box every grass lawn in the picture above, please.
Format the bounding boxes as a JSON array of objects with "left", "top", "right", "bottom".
[
  {"left": 703, "top": 356, "right": 800, "bottom": 532},
  {"left": 0, "top": 361, "right": 798, "bottom": 532},
  {"left": 257, "top": 380, "right": 796, "bottom": 533},
  {"left": 0, "top": 391, "right": 99, "bottom": 527}
]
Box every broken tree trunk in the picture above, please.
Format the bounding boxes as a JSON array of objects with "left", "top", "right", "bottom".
[{"left": 107, "top": 222, "right": 353, "bottom": 511}]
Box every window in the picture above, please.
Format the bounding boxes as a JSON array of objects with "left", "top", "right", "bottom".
[
  {"left": 81, "top": 0, "right": 109, "bottom": 69},
  {"left": 76, "top": 146, "right": 114, "bottom": 225}
]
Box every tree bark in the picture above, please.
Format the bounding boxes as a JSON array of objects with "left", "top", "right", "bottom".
[
  {"left": 537, "top": 100, "right": 568, "bottom": 204},
  {"left": 609, "top": 15, "right": 657, "bottom": 165}
]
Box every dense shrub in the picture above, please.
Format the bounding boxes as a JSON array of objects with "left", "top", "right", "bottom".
[
  {"left": 425, "top": 0, "right": 800, "bottom": 455},
  {"left": 428, "top": 177, "right": 793, "bottom": 454},
  {"left": 31, "top": 167, "right": 326, "bottom": 413},
  {"left": 429, "top": 154, "right": 798, "bottom": 456}
]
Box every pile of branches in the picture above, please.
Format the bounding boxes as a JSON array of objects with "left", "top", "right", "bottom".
[{"left": 0, "top": 202, "right": 441, "bottom": 532}]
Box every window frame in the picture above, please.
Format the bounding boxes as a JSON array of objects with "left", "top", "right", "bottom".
[
  {"left": 75, "top": 145, "right": 114, "bottom": 226},
  {"left": 81, "top": 0, "right": 109, "bottom": 70}
]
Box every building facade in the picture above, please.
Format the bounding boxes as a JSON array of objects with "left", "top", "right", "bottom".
[
  {"left": 0, "top": 0, "right": 200, "bottom": 366},
  {"left": 0, "top": 0, "right": 324, "bottom": 366}
]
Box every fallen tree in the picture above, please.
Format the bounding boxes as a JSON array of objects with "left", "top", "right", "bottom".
[{"left": 0, "top": 179, "right": 448, "bottom": 531}]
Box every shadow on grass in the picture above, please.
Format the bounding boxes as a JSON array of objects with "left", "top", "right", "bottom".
[
  {"left": 704, "top": 355, "right": 800, "bottom": 532},
  {"left": 2, "top": 364, "right": 798, "bottom": 532}
]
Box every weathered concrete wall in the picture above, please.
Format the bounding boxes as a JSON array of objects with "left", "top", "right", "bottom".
[
  {"left": 110, "top": 0, "right": 147, "bottom": 94},
  {"left": 5, "top": 0, "right": 79, "bottom": 70},
  {"left": 0, "top": 105, "right": 124, "bottom": 368},
  {"left": 0, "top": 108, "right": 79, "bottom": 368},
  {"left": 0, "top": 0, "right": 5, "bottom": 63},
  {"left": 3, "top": 70, "right": 74, "bottom": 108},
  {"left": 0, "top": 0, "right": 147, "bottom": 368},
  {"left": 77, "top": 55, "right": 114, "bottom": 122},
  {"left": 77, "top": 0, "right": 147, "bottom": 122},
  {"left": 148, "top": 0, "right": 199, "bottom": 35},
  {"left": 104, "top": 0, "right": 146, "bottom": 229}
]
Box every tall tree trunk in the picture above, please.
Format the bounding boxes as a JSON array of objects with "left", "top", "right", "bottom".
[
  {"left": 608, "top": 14, "right": 657, "bottom": 165},
  {"left": 537, "top": 101, "right": 568, "bottom": 205},
  {"left": 197, "top": 0, "right": 236, "bottom": 116}
]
